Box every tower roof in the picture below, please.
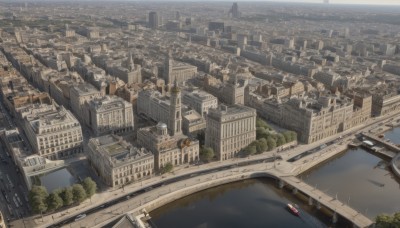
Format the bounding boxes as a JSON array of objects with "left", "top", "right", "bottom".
[{"left": 171, "top": 78, "right": 180, "bottom": 93}]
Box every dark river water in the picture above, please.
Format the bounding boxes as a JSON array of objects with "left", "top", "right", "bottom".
[
  {"left": 151, "top": 179, "right": 339, "bottom": 228},
  {"left": 151, "top": 128, "right": 400, "bottom": 227}
]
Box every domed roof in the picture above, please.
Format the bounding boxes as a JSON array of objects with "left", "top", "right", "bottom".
[{"left": 156, "top": 122, "right": 167, "bottom": 129}]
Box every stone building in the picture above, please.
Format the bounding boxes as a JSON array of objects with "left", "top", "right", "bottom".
[
  {"left": 192, "top": 74, "right": 246, "bottom": 105},
  {"left": 69, "top": 83, "right": 102, "bottom": 123},
  {"left": 371, "top": 92, "right": 400, "bottom": 117},
  {"left": 182, "top": 89, "right": 218, "bottom": 117},
  {"left": 205, "top": 104, "right": 257, "bottom": 161},
  {"left": 85, "top": 96, "right": 134, "bottom": 136},
  {"left": 137, "top": 82, "right": 183, "bottom": 136},
  {"left": 246, "top": 91, "right": 369, "bottom": 143},
  {"left": 137, "top": 122, "right": 199, "bottom": 172},
  {"left": 109, "top": 54, "right": 142, "bottom": 84},
  {"left": 23, "top": 105, "right": 83, "bottom": 160},
  {"left": 163, "top": 51, "right": 197, "bottom": 85},
  {"left": 87, "top": 134, "right": 154, "bottom": 187}
]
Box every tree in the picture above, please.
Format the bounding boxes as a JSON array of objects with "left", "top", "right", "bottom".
[
  {"left": 276, "top": 133, "right": 286, "bottom": 146},
  {"left": 161, "top": 162, "right": 173, "bottom": 174},
  {"left": 257, "top": 138, "right": 268, "bottom": 153},
  {"left": 28, "top": 185, "right": 48, "bottom": 215},
  {"left": 82, "top": 177, "right": 97, "bottom": 200},
  {"left": 60, "top": 187, "right": 74, "bottom": 206},
  {"left": 376, "top": 214, "right": 394, "bottom": 228},
  {"left": 29, "top": 185, "right": 48, "bottom": 201},
  {"left": 31, "top": 195, "right": 48, "bottom": 217},
  {"left": 376, "top": 213, "right": 400, "bottom": 228},
  {"left": 46, "top": 192, "right": 63, "bottom": 212},
  {"left": 244, "top": 145, "right": 257, "bottom": 156},
  {"left": 283, "top": 131, "right": 292, "bottom": 142},
  {"left": 267, "top": 137, "right": 276, "bottom": 151},
  {"left": 200, "top": 147, "right": 215, "bottom": 162},
  {"left": 289, "top": 131, "right": 297, "bottom": 141},
  {"left": 72, "top": 184, "right": 87, "bottom": 204},
  {"left": 256, "top": 118, "right": 271, "bottom": 130}
]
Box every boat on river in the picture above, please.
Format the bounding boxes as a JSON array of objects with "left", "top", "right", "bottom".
[{"left": 287, "top": 203, "right": 299, "bottom": 216}]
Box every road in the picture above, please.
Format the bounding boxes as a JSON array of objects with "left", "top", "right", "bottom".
[
  {"left": 0, "top": 100, "right": 31, "bottom": 226},
  {"left": 45, "top": 110, "right": 400, "bottom": 228}
]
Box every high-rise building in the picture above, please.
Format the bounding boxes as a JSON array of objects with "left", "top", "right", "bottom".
[
  {"left": 205, "top": 104, "right": 256, "bottom": 161},
  {"left": 230, "top": 2, "right": 240, "bottom": 18},
  {"left": 149, "top": 11, "right": 159, "bottom": 29}
]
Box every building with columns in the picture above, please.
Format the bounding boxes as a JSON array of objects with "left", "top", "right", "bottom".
[
  {"left": 182, "top": 89, "right": 218, "bottom": 117},
  {"left": 85, "top": 95, "right": 134, "bottom": 136},
  {"left": 87, "top": 134, "right": 154, "bottom": 187},
  {"left": 23, "top": 105, "right": 83, "bottom": 160},
  {"left": 163, "top": 51, "right": 197, "bottom": 86},
  {"left": 137, "top": 122, "right": 199, "bottom": 172},
  {"left": 137, "top": 82, "right": 184, "bottom": 136},
  {"left": 205, "top": 104, "right": 256, "bottom": 161}
]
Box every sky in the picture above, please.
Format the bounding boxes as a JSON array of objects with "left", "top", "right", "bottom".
[{"left": 15, "top": 0, "right": 400, "bottom": 5}]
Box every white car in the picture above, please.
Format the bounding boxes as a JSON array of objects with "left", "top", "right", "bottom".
[{"left": 74, "top": 214, "right": 86, "bottom": 221}]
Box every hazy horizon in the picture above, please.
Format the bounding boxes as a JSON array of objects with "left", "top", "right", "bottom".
[{"left": 4, "top": 0, "right": 400, "bottom": 6}]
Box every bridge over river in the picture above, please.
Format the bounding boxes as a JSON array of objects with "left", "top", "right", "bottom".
[{"left": 94, "top": 155, "right": 373, "bottom": 228}]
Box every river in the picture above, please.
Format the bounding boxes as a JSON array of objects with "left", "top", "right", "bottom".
[
  {"left": 299, "top": 147, "right": 400, "bottom": 219},
  {"left": 151, "top": 179, "right": 344, "bottom": 228},
  {"left": 151, "top": 128, "right": 400, "bottom": 226}
]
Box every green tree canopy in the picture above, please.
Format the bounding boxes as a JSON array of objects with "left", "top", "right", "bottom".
[
  {"left": 161, "top": 162, "right": 174, "bottom": 174},
  {"left": 256, "top": 118, "right": 271, "bottom": 130},
  {"left": 28, "top": 185, "right": 48, "bottom": 214},
  {"left": 283, "top": 131, "right": 293, "bottom": 142},
  {"left": 289, "top": 131, "right": 297, "bottom": 141},
  {"left": 267, "top": 137, "right": 277, "bottom": 151},
  {"left": 244, "top": 145, "right": 257, "bottom": 156},
  {"left": 376, "top": 213, "right": 400, "bottom": 228},
  {"left": 60, "top": 187, "right": 74, "bottom": 206},
  {"left": 276, "top": 133, "right": 286, "bottom": 146},
  {"left": 29, "top": 185, "right": 48, "bottom": 201},
  {"left": 257, "top": 138, "right": 268, "bottom": 153},
  {"left": 72, "top": 184, "right": 87, "bottom": 204},
  {"left": 31, "top": 195, "right": 48, "bottom": 215},
  {"left": 82, "top": 177, "right": 97, "bottom": 199},
  {"left": 46, "top": 192, "right": 63, "bottom": 212},
  {"left": 200, "top": 147, "right": 215, "bottom": 162}
]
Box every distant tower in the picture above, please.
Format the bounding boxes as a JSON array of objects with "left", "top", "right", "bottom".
[
  {"left": 169, "top": 80, "right": 182, "bottom": 136},
  {"left": 176, "top": 11, "right": 181, "bottom": 21},
  {"left": 230, "top": 2, "right": 240, "bottom": 18},
  {"left": 163, "top": 50, "right": 174, "bottom": 85},
  {"left": 127, "top": 52, "right": 135, "bottom": 71},
  {"left": 14, "top": 29, "right": 23, "bottom": 44},
  {"left": 148, "top": 11, "right": 159, "bottom": 29}
]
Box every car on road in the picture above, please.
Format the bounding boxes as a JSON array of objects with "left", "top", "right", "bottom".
[{"left": 74, "top": 214, "right": 86, "bottom": 221}]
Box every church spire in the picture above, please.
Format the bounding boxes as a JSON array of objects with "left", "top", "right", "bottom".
[{"left": 127, "top": 52, "right": 135, "bottom": 71}]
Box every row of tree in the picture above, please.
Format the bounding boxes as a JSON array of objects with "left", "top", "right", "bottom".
[
  {"left": 376, "top": 212, "right": 400, "bottom": 228},
  {"left": 243, "top": 118, "right": 297, "bottom": 156},
  {"left": 29, "top": 177, "right": 97, "bottom": 216}
]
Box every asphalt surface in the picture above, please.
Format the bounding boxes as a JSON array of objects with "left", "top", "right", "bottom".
[
  {"left": 0, "top": 99, "right": 31, "bottom": 226},
  {"left": 47, "top": 156, "right": 279, "bottom": 228}
]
